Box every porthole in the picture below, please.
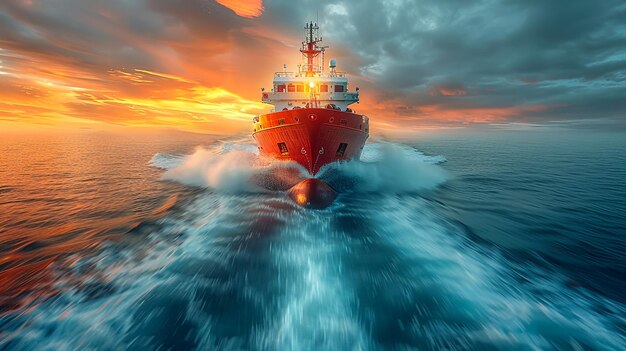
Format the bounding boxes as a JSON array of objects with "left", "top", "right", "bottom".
[
  {"left": 294, "top": 116, "right": 300, "bottom": 122},
  {"left": 309, "top": 114, "right": 317, "bottom": 120},
  {"left": 336, "top": 143, "right": 348, "bottom": 157},
  {"left": 278, "top": 142, "right": 289, "bottom": 155},
  {"left": 329, "top": 117, "right": 335, "bottom": 123}
]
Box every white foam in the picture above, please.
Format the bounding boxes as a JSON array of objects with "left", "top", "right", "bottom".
[
  {"left": 360, "top": 142, "right": 447, "bottom": 164},
  {"left": 153, "top": 142, "right": 449, "bottom": 195},
  {"left": 218, "top": 141, "right": 260, "bottom": 155},
  {"left": 262, "top": 212, "right": 367, "bottom": 350},
  {"left": 156, "top": 145, "right": 307, "bottom": 193},
  {"left": 149, "top": 153, "right": 184, "bottom": 170},
  {"left": 370, "top": 196, "right": 626, "bottom": 350},
  {"left": 318, "top": 142, "right": 449, "bottom": 193}
]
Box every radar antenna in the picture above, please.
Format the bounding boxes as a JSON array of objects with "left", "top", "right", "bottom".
[{"left": 300, "top": 22, "right": 323, "bottom": 75}]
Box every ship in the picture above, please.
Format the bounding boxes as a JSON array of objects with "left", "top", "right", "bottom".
[{"left": 252, "top": 22, "right": 369, "bottom": 208}]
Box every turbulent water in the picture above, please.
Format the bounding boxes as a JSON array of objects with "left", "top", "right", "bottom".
[{"left": 1, "top": 129, "right": 625, "bottom": 350}]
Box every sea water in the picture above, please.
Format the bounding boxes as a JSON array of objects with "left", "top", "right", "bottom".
[{"left": 0, "top": 129, "right": 624, "bottom": 350}]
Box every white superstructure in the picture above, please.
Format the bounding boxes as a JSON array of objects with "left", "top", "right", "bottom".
[{"left": 261, "top": 22, "right": 359, "bottom": 112}]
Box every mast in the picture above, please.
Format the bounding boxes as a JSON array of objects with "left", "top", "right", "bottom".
[{"left": 300, "top": 22, "right": 323, "bottom": 76}]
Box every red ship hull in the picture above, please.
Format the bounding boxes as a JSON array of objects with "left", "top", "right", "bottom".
[{"left": 253, "top": 108, "right": 369, "bottom": 175}]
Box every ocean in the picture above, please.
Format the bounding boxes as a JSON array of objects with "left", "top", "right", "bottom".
[{"left": 0, "top": 129, "right": 625, "bottom": 350}]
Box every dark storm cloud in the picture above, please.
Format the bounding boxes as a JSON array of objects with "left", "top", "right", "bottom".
[{"left": 263, "top": 0, "right": 626, "bottom": 124}]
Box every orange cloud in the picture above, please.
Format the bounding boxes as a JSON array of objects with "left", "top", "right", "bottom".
[
  {"left": 215, "top": 0, "right": 264, "bottom": 18},
  {"left": 0, "top": 2, "right": 296, "bottom": 134},
  {"left": 438, "top": 88, "right": 467, "bottom": 96},
  {"left": 358, "top": 96, "right": 553, "bottom": 132},
  {"left": 429, "top": 83, "right": 468, "bottom": 96},
  {"left": 0, "top": 1, "right": 560, "bottom": 134},
  {"left": 0, "top": 63, "right": 269, "bottom": 133}
]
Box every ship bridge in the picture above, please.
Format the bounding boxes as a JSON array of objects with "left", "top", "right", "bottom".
[{"left": 261, "top": 22, "right": 359, "bottom": 112}]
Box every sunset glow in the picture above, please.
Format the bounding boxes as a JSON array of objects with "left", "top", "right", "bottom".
[
  {"left": 0, "top": 62, "right": 268, "bottom": 133},
  {"left": 1, "top": 0, "right": 624, "bottom": 133}
]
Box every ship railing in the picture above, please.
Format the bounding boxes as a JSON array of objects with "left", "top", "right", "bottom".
[
  {"left": 273, "top": 71, "right": 348, "bottom": 78},
  {"left": 262, "top": 91, "right": 358, "bottom": 101},
  {"left": 274, "top": 72, "right": 297, "bottom": 78},
  {"left": 345, "top": 92, "right": 359, "bottom": 100},
  {"left": 327, "top": 72, "right": 346, "bottom": 78}
]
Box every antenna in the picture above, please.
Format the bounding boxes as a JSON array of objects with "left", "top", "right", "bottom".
[
  {"left": 300, "top": 21, "right": 323, "bottom": 75},
  {"left": 320, "top": 46, "right": 329, "bottom": 73}
]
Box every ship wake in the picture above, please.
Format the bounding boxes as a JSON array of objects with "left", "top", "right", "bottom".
[
  {"left": 150, "top": 141, "right": 449, "bottom": 197},
  {"left": 3, "top": 140, "right": 625, "bottom": 351}
]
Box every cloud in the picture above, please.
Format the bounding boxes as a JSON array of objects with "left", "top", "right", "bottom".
[
  {"left": 429, "top": 83, "right": 468, "bottom": 97},
  {"left": 262, "top": 0, "right": 626, "bottom": 128},
  {"left": 0, "top": 0, "right": 280, "bottom": 132},
  {"left": 215, "top": 0, "right": 264, "bottom": 18},
  {"left": 0, "top": 0, "right": 625, "bottom": 132}
]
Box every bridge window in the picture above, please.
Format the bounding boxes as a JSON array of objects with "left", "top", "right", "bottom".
[
  {"left": 336, "top": 143, "right": 348, "bottom": 157},
  {"left": 334, "top": 85, "right": 345, "bottom": 92},
  {"left": 296, "top": 84, "right": 304, "bottom": 92},
  {"left": 320, "top": 84, "right": 329, "bottom": 92},
  {"left": 278, "top": 142, "right": 289, "bottom": 155},
  {"left": 287, "top": 84, "right": 295, "bottom": 92},
  {"left": 276, "top": 84, "right": 286, "bottom": 92}
]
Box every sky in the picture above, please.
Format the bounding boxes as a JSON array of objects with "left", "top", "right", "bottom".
[{"left": 1, "top": 0, "right": 625, "bottom": 134}]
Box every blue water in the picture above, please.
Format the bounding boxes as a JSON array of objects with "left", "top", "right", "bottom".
[{"left": 0, "top": 129, "right": 625, "bottom": 350}]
